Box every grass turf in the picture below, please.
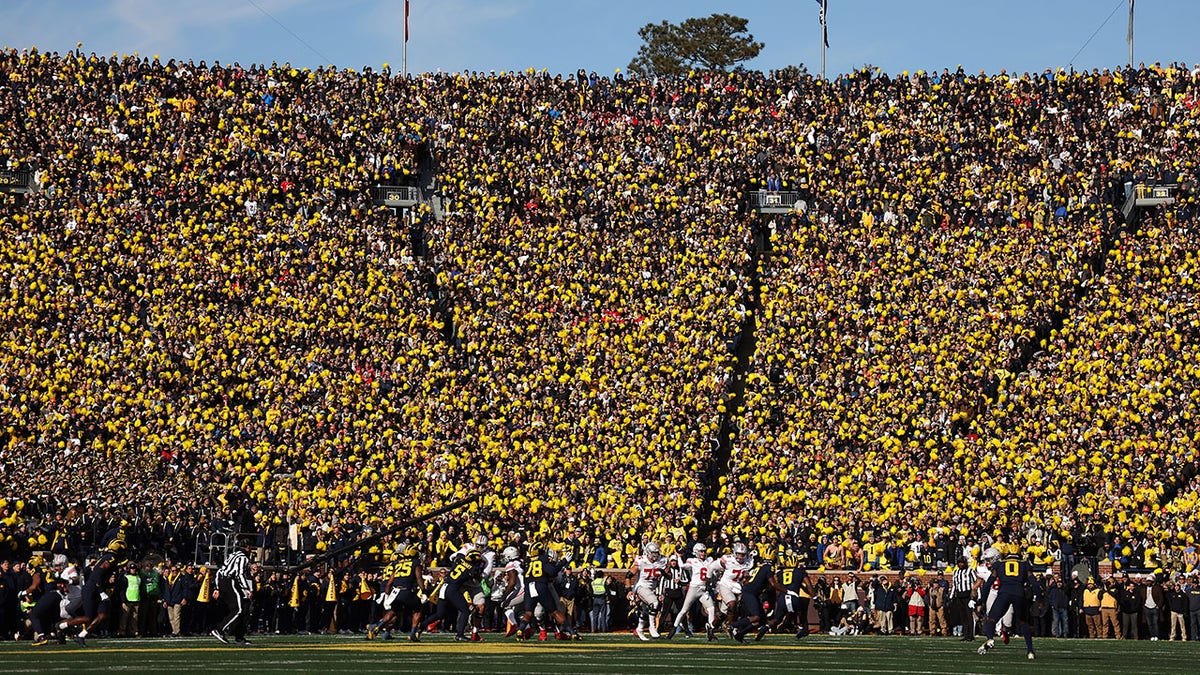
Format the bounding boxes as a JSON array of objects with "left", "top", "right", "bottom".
[{"left": 1, "top": 633, "right": 1194, "bottom": 673}]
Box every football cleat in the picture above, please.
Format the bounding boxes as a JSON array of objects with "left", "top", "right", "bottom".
[
  {"left": 1001, "top": 627, "right": 1009, "bottom": 645},
  {"left": 635, "top": 626, "right": 650, "bottom": 642},
  {"left": 555, "top": 630, "right": 568, "bottom": 641},
  {"left": 667, "top": 624, "right": 678, "bottom": 640},
  {"left": 504, "top": 622, "right": 517, "bottom": 638},
  {"left": 538, "top": 628, "right": 548, "bottom": 642},
  {"left": 366, "top": 626, "right": 377, "bottom": 641},
  {"left": 706, "top": 624, "right": 716, "bottom": 642},
  {"left": 471, "top": 632, "right": 484, "bottom": 642},
  {"left": 32, "top": 637, "right": 50, "bottom": 647},
  {"left": 454, "top": 635, "right": 470, "bottom": 642},
  {"left": 733, "top": 629, "right": 748, "bottom": 645},
  {"left": 977, "top": 639, "right": 994, "bottom": 655},
  {"left": 211, "top": 629, "right": 229, "bottom": 645},
  {"left": 571, "top": 632, "right": 583, "bottom": 641},
  {"left": 648, "top": 624, "right": 661, "bottom": 639},
  {"left": 755, "top": 624, "right": 771, "bottom": 642},
  {"left": 1028, "top": 652, "right": 1036, "bottom": 660}
]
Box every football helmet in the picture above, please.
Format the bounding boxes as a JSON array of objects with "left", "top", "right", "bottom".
[
  {"left": 982, "top": 547, "right": 1002, "bottom": 564},
  {"left": 692, "top": 543, "right": 707, "bottom": 560},
  {"left": 474, "top": 534, "right": 489, "bottom": 549},
  {"left": 644, "top": 542, "right": 661, "bottom": 562},
  {"left": 502, "top": 546, "right": 520, "bottom": 563},
  {"left": 733, "top": 542, "right": 749, "bottom": 563}
]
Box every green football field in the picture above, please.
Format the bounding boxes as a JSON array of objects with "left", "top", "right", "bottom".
[{"left": 2, "top": 633, "right": 1196, "bottom": 674}]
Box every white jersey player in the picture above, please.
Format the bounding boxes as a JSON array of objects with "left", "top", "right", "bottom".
[
  {"left": 496, "top": 547, "right": 526, "bottom": 636},
  {"left": 630, "top": 542, "right": 668, "bottom": 640},
  {"left": 973, "top": 547, "right": 1013, "bottom": 633},
  {"left": 670, "top": 543, "right": 718, "bottom": 641},
  {"left": 712, "top": 542, "right": 753, "bottom": 616}
]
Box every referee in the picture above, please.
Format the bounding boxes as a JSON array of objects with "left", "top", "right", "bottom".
[
  {"left": 951, "top": 557, "right": 976, "bottom": 641},
  {"left": 212, "top": 542, "right": 255, "bottom": 645}
]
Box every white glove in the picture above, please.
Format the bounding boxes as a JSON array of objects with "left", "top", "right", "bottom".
[
  {"left": 100, "top": 592, "right": 110, "bottom": 601},
  {"left": 967, "top": 600, "right": 975, "bottom": 609}
]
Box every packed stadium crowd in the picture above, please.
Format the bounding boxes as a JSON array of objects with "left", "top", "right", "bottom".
[{"left": 1, "top": 45, "right": 1200, "bottom": 646}]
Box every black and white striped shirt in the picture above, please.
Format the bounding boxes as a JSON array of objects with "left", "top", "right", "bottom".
[
  {"left": 218, "top": 550, "right": 254, "bottom": 594},
  {"left": 952, "top": 567, "right": 975, "bottom": 597}
]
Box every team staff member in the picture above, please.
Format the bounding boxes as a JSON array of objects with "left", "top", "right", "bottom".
[{"left": 212, "top": 543, "right": 255, "bottom": 645}]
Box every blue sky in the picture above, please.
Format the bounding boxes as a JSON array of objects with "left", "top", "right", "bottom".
[{"left": 2, "top": 1, "right": 1197, "bottom": 76}]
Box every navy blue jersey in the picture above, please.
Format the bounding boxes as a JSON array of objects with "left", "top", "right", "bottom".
[
  {"left": 525, "top": 554, "right": 557, "bottom": 584},
  {"left": 991, "top": 557, "right": 1031, "bottom": 594},
  {"left": 741, "top": 562, "right": 774, "bottom": 596},
  {"left": 446, "top": 557, "right": 479, "bottom": 588},
  {"left": 776, "top": 565, "right": 807, "bottom": 594},
  {"left": 390, "top": 557, "right": 420, "bottom": 591}
]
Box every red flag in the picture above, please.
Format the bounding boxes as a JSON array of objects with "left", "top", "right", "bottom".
[{"left": 405, "top": 0, "right": 410, "bottom": 44}]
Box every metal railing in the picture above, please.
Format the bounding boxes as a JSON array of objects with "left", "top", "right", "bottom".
[
  {"left": 370, "top": 184, "right": 422, "bottom": 207},
  {"left": 0, "top": 167, "right": 36, "bottom": 194},
  {"left": 749, "top": 190, "right": 804, "bottom": 213}
]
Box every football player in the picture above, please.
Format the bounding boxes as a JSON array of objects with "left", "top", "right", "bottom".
[
  {"left": 977, "top": 549, "right": 1036, "bottom": 660},
  {"left": 29, "top": 571, "right": 68, "bottom": 646},
  {"left": 765, "top": 550, "right": 815, "bottom": 639},
  {"left": 711, "top": 542, "right": 754, "bottom": 635},
  {"left": 630, "top": 542, "right": 667, "bottom": 640},
  {"left": 520, "top": 542, "right": 579, "bottom": 641},
  {"left": 729, "top": 553, "right": 784, "bottom": 644},
  {"left": 425, "top": 549, "right": 484, "bottom": 642},
  {"left": 367, "top": 543, "right": 424, "bottom": 641},
  {"left": 669, "top": 543, "right": 718, "bottom": 641},
  {"left": 971, "top": 547, "right": 1014, "bottom": 644},
  {"left": 449, "top": 534, "right": 493, "bottom": 642},
  {"left": 67, "top": 536, "right": 126, "bottom": 644},
  {"left": 495, "top": 546, "right": 526, "bottom": 637}
]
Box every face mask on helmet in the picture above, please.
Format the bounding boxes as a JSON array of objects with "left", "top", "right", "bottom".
[
  {"left": 734, "top": 543, "right": 748, "bottom": 563},
  {"left": 645, "top": 543, "right": 661, "bottom": 562}
]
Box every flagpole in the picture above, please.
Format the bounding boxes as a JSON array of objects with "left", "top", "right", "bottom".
[
  {"left": 403, "top": 0, "right": 409, "bottom": 78},
  {"left": 818, "top": 0, "right": 826, "bottom": 80},
  {"left": 1127, "top": 0, "right": 1134, "bottom": 67}
]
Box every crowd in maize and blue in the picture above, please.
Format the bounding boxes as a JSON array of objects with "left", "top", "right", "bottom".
[{"left": 2, "top": 44, "right": 1200, "bottom": 651}]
